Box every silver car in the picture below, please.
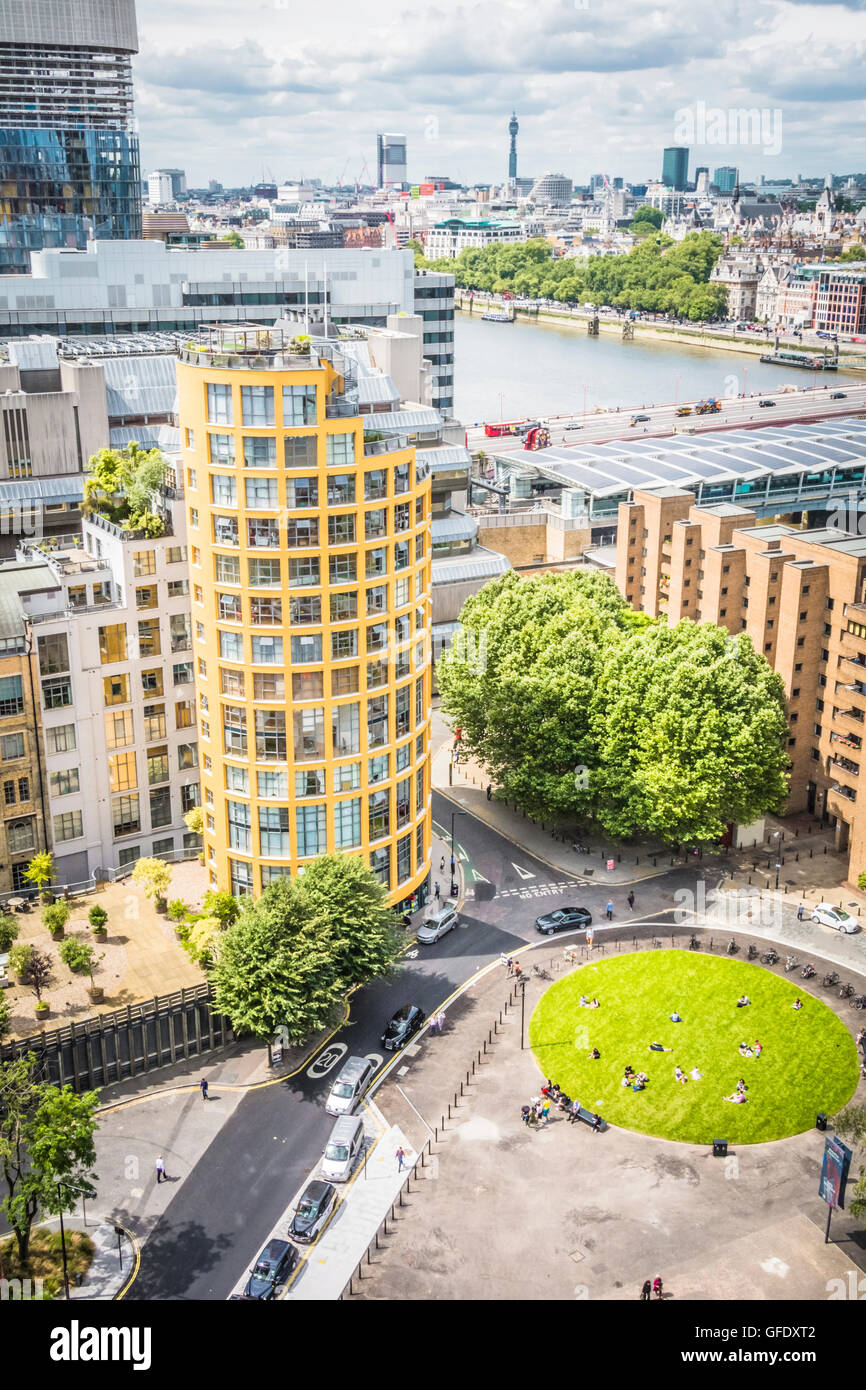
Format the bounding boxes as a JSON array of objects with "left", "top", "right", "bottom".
[{"left": 417, "top": 907, "right": 459, "bottom": 944}]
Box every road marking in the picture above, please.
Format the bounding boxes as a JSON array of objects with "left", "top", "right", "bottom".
[
  {"left": 470, "top": 868, "right": 490, "bottom": 882},
  {"left": 405, "top": 948, "right": 419, "bottom": 958},
  {"left": 511, "top": 863, "right": 536, "bottom": 880},
  {"left": 306, "top": 1042, "right": 347, "bottom": 1080},
  {"left": 396, "top": 1065, "right": 410, "bottom": 1076}
]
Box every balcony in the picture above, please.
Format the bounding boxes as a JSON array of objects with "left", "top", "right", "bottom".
[
  {"left": 363, "top": 433, "right": 410, "bottom": 457},
  {"left": 830, "top": 754, "right": 860, "bottom": 776},
  {"left": 829, "top": 782, "right": 857, "bottom": 803},
  {"left": 178, "top": 325, "right": 322, "bottom": 372}
]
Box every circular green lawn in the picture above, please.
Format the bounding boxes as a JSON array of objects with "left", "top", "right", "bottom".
[{"left": 528, "top": 951, "right": 859, "bottom": 1144}]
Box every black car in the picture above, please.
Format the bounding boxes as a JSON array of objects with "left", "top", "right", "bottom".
[
  {"left": 289, "top": 1179, "right": 337, "bottom": 1244},
  {"left": 381, "top": 1003, "right": 425, "bottom": 1051},
  {"left": 240, "top": 1239, "right": 298, "bottom": 1299},
  {"left": 758, "top": 399, "right": 776, "bottom": 407},
  {"left": 535, "top": 907, "right": 592, "bottom": 936},
  {"left": 831, "top": 391, "right": 847, "bottom": 400}
]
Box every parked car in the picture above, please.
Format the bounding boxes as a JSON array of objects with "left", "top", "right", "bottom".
[
  {"left": 381, "top": 1003, "right": 425, "bottom": 1051},
  {"left": 240, "top": 1239, "right": 298, "bottom": 1299},
  {"left": 758, "top": 399, "right": 776, "bottom": 407},
  {"left": 417, "top": 906, "right": 459, "bottom": 944},
  {"left": 325, "top": 1056, "right": 376, "bottom": 1117},
  {"left": 830, "top": 391, "right": 847, "bottom": 400},
  {"left": 289, "top": 1179, "right": 338, "bottom": 1244},
  {"left": 535, "top": 906, "right": 592, "bottom": 936},
  {"left": 810, "top": 903, "right": 860, "bottom": 934}
]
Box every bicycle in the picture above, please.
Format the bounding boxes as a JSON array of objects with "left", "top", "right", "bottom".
[
  {"left": 839, "top": 983, "right": 855, "bottom": 998},
  {"left": 822, "top": 971, "right": 840, "bottom": 988},
  {"left": 761, "top": 949, "right": 779, "bottom": 966},
  {"left": 531, "top": 963, "right": 551, "bottom": 981},
  {"left": 784, "top": 955, "right": 800, "bottom": 973},
  {"left": 852, "top": 994, "right": 866, "bottom": 1011},
  {"left": 747, "top": 943, "right": 759, "bottom": 960}
]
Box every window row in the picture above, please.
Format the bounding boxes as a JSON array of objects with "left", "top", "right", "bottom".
[
  {"left": 215, "top": 685, "right": 425, "bottom": 761},
  {"left": 227, "top": 822, "right": 424, "bottom": 896},
  {"left": 222, "top": 779, "right": 423, "bottom": 857},
  {"left": 216, "top": 743, "right": 426, "bottom": 802},
  {"left": 205, "top": 543, "right": 423, "bottom": 585},
  {"left": 206, "top": 382, "right": 318, "bottom": 428}
]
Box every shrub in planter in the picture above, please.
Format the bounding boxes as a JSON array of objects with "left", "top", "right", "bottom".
[
  {"left": 34, "top": 1001, "right": 50, "bottom": 1019},
  {"left": 131, "top": 857, "right": 172, "bottom": 911},
  {"left": 88, "top": 905, "right": 108, "bottom": 931},
  {"left": 27, "top": 946, "right": 55, "bottom": 1004},
  {"left": 59, "top": 937, "right": 104, "bottom": 1001},
  {"left": 168, "top": 898, "right": 188, "bottom": 923},
  {"left": 0, "top": 912, "right": 19, "bottom": 952},
  {"left": 9, "top": 941, "right": 32, "bottom": 982},
  {"left": 42, "top": 900, "right": 70, "bottom": 937}
]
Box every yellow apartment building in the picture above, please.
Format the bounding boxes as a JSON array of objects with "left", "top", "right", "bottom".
[{"left": 175, "top": 327, "right": 432, "bottom": 909}]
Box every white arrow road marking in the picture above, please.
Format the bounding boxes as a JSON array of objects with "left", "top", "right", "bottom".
[{"left": 511, "top": 863, "right": 536, "bottom": 880}]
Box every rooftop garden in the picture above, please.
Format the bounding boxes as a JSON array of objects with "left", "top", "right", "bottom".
[{"left": 81, "top": 443, "right": 168, "bottom": 538}]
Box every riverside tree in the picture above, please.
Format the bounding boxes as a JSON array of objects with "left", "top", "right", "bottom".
[
  {"left": 0, "top": 1054, "right": 99, "bottom": 1264},
  {"left": 211, "top": 856, "right": 401, "bottom": 1044},
  {"left": 439, "top": 572, "right": 789, "bottom": 844}
]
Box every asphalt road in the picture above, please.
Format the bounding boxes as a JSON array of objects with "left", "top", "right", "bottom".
[{"left": 464, "top": 383, "right": 866, "bottom": 453}]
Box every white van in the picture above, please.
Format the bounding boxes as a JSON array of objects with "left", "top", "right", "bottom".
[
  {"left": 321, "top": 1114, "right": 365, "bottom": 1183},
  {"left": 325, "top": 1056, "right": 376, "bottom": 1117}
]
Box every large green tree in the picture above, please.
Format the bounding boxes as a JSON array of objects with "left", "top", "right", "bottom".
[
  {"left": 591, "top": 624, "right": 789, "bottom": 842},
  {"left": 211, "top": 856, "right": 402, "bottom": 1043},
  {"left": 0, "top": 1055, "right": 99, "bottom": 1263},
  {"left": 438, "top": 569, "right": 633, "bottom": 818},
  {"left": 440, "top": 574, "right": 789, "bottom": 844}
]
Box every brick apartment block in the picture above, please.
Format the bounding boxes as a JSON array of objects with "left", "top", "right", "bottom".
[{"left": 616, "top": 487, "right": 866, "bottom": 880}]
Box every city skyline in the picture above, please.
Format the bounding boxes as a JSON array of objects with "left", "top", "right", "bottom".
[{"left": 134, "top": 0, "right": 866, "bottom": 188}]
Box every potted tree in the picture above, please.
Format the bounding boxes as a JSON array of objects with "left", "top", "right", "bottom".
[
  {"left": 88, "top": 904, "right": 109, "bottom": 941},
  {"left": 23, "top": 850, "right": 55, "bottom": 904},
  {"left": 131, "top": 856, "right": 173, "bottom": 914},
  {"left": 0, "top": 911, "right": 19, "bottom": 952},
  {"left": 27, "top": 947, "right": 54, "bottom": 1019},
  {"left": 59, "top": 937, "right": 105, "bottom": 1004},
  {"left": 9, "top": 941, "right": 32, "bottom": 985},
  {"left": 167, "top": 899, "right": 188, "bottom": 940},
  {"left": 42, "top": 900, "right": 69, "bottom": 941}
]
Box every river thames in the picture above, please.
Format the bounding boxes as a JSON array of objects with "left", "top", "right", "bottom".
[{"left": 452, "top": 313, "right": 863, "bottom": 424}]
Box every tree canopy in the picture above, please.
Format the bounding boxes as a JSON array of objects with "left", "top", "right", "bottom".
[
  {"left": 417, "top": 231, "right": 727, "bottom": 320},
  {"left": 439, "top": 571, "right": 789, "bottom": 844},
  {"left": 0, "top": 1054, "right": 99, "bottom": 1263},
  {"left": 211, "top": 855, "right": 402, "bottom": 1043}
]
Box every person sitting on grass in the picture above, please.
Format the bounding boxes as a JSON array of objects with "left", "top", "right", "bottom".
[
  {"left": 674, "top": 1066, "right": 688, "bottom": 1084},
  {"left": 738, "top": 1042, "right": 753, "bottom": 1057},
  {"left": 736, "top": 1078, "right": 748, "bottom": 1095},
  {"left": 579, "top": 995, "right": 590, "bottom": 1007},
  {"left": 588, "top": 997, "right": 600, "bottom": 1009},
  {"left": 736, "top": 995, "right": 751, "bottom": 1008},
  {"left": 690, "top": 1065, "right": 703, "bottom": 1081},
  {"left": 724, "top": 1090, "right": 747, "bottom": 1104},
  {"left": 632, "top": 1073, "right": 647, "bottom": 1091},
  {"left": 670, "top": 1010, "right": 683, "bottom": 1023},
  {"left": 649, "top": 1042, "right": 673, "bottom": 1052},
  {"left": 793, "top": 998, "right": 803, "bottom": 1011},
  {"left": 588, "top": 1046, "right": 600, "bottom": 1059}
]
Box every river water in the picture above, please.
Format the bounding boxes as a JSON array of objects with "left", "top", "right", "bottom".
[{"left": 452, "top": 313, "right": 862, "bottom": 424}]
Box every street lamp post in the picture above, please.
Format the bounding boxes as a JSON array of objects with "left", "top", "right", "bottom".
[
  {"left": 519, "top": 976, "right": 527, "bottom": 1050},
  {"left": 57, "top": 1187, "right": 70, "bottom": 1301},
  {"left": 450, "top": 810, "right": 466, "bottom": 898}
]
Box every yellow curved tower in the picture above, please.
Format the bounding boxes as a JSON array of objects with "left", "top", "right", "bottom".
[{"left": 176, "top": 327, "right": 431, "bottom": 908}]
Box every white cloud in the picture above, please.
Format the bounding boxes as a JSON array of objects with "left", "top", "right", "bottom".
[{"left": 132, "top": 0, "right": 866, "bottom": 185}]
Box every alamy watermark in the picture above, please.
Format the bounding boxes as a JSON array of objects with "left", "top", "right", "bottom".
[
  {"left": 673, "top": 882, "right": 782, "bottom": 929},
  {"left": 674, "top": 101, "right": 783, "bottom": 158},
  {"left": 827, "top": 491, "right": 866, "bottom": 536}
]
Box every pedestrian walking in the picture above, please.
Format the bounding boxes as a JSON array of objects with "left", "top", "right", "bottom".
[
  {"left": 396, "top": 1146, "right": 406, "bottom": 1172},
  {"left": 439, "top": 856, "right": 445, "bottom": 874},
  {"left": 199, "top": 1078, "right": 209, "bottom": 1102},
  {"left": 797, "top": 903, "right": 804, "bottom": 921},
  {"left": 605, "top": 900, "right": 614, "bottom": 921},
  {"left": 627, "top": 891, "right": 635, "bottom": 912},
  {"left": 653, "top": 1276, "right": 664, "bottom": 1299},
  {"left": 156, "top": 1155, "right": 166, "bottom": 1184},
  {"left": 436, "top": 1011, "right": 446, "bottom": 1034},
  {"left": 586, "top": 928, "right": 594, "bottom": 950},
  {"left": 640, "top": 1279, "right": 652, "bottom": 1301},
  {"left": 434, "top": 881, "right": 441, "bottom": 901}
]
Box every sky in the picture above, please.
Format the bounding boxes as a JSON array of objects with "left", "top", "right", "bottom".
[{"left": 134, "top": 0, "right": 866, "bottom": 188}]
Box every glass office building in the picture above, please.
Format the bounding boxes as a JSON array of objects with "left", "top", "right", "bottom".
[{"left": 0, "top": 1, "right": 141, "bottom": 273}]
